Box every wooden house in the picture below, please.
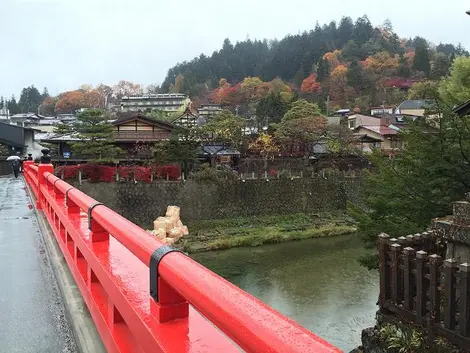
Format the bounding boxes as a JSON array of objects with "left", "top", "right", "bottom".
[
  {"left": 112, "top": 114, "right": 174, "bottom": 152},
  {"left": 172, "top": 107, "right": 205, "bottom": 128}
]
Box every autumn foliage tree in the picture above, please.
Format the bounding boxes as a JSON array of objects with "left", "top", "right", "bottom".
[
  {"left": 55, "top": 90, "right": 85, "bottom": 114},
  {"left": 328, "top": 65, "right": 353, "bottom": 102},
  {"left": 301, "top": 74, "right": 322, "bottom": 94},
  {"left": 323, "top": 50, "right": 342, "bottom": 70},
  {"left": 248, "top": 133, "right": 280, "bottom": 170},
  {"left": 112, "top": 80, "right": 141, "bottom": 100},
  {"left": 38, "top": 97, "right": 57, "bottom": 116}
]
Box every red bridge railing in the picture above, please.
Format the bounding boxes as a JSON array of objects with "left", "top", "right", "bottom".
[{"left": 23, "top": 160, "right": 342, "bottom": 353}]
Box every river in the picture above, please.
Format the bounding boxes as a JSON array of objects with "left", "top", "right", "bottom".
[{"left": 192, "top": 234, "right": 379, "bottom": 352}]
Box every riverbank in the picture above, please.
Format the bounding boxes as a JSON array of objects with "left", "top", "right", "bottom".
[{"left": 177, "top": 212, "right": 356, "bottom": 253}]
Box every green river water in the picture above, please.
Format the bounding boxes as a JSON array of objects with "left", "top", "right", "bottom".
[{"left": 192, "top": 234, "right": 379, "bottom": 352}]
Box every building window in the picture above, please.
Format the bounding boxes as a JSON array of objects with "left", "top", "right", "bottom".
[
  {"left": 373, "top": 142, "right": 381, "bottom": 148},
  {"left": 348, "top": 119, "right": 356, "bottom": 129},
  {"left": 390, "top": 139, "right": 403, "bottom": 149}
]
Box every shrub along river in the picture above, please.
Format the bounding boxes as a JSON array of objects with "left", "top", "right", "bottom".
[{"left": 192, "top": 234, "right": 379, "bottom": 351}]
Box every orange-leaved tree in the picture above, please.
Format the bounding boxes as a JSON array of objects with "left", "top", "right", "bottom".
[
  {"left": 323, "top": 50, "right": 342, "bottom": 70},
  {"left": 55, "top": 90, "right": 85, "bottom": 114},
  {"left": 301, "top": 74, "right": 322, "bottom": 94}
]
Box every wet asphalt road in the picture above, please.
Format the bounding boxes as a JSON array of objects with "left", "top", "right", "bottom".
[{"left": 0, "top": 176, "right": 76, "bottom": 353}]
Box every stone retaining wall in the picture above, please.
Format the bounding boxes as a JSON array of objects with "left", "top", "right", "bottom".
[{"left": 74, "top": 177, "right": 363, "bottom": 227}]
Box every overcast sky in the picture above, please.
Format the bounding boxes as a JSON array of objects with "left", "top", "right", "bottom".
[{"left": 1, "top": 0, "right": 469, "bottom": 98}]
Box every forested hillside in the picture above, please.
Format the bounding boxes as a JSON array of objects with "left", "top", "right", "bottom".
[{"left": 161, "top": 16, "right": 468, "bottom": 114}]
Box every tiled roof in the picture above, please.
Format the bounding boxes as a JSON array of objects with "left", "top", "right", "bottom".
[
  {"left": 396, "top": 100, "right": 430, "bottom": 111},
  {"left": 203, "top": 144, "right": 240, "bottom": 155},
  {"left": 357, "top": 125, "right": 399, "bottom": 136},
  {"left": 453, "top": 100, "right": 470, "bottom": 117}
]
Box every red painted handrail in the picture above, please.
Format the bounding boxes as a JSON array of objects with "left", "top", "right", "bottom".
[{"left": 23, "top": 161, "right": 342, "bottom": 353}]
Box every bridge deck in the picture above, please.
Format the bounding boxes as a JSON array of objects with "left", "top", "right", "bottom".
[{"left": 0, "top": 176, "right": 76, "bottom": 353}]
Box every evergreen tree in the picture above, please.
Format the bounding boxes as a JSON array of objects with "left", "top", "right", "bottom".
[
  {"left": 430, "top": 52, "right": 451, "bottom": 79},
  {"left": 293, "top": 66, "right": 306, "bottom": 89},
  {"left": 347, "top": 60, "right": 364, "bottom": 88},
  {"left": 256, "top": 93, "right": 289, "bottom": 125},
  {"left": 7, "top": 96, "right": 20, "bottom": 115},
  {"left": 53, "top": 122, "right": 73, "bottom": 136},
  {"left": 154, "top": 126, "right": 200, "bottom": 176},
  {"left": 413, "top": 39, "right": 431, "bottom": 76},
  {"left": 42, "top": 87, "right": 50, "bottom": 99},
  {"left": 0, "top": 96, "right": 4, "bottom": 109},
  {"left": 397, "top": 54, "right": 411, "bottom": 77},
  {"left": 316, "top": 58, "right": 330, "bottom": 82},
  {"left": 72, "top": 109, "right": 122, "bottom": 162},
  {"left": 352, "top": 15, "right": 374, "bottom": 45},
  {"left": 338, "top": 17, "right": 354, "bottom": 47},
  {"left": 18, "top": 85, "right": 43, "bottom": 113}
]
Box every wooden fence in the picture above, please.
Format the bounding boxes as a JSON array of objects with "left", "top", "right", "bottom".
[{"left": 378, "top": 232, "right": 470, "bottom": 349}]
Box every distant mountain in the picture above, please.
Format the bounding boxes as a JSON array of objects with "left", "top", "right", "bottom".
[{"left": 161, "top": 16, "right": 468, "bottom": 111}]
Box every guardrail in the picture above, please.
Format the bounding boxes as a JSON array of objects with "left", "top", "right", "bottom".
[{"left": 23, "top": 158, "right": 342, "bottom": 353}]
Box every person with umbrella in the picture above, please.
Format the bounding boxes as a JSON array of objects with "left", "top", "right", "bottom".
[{"left": 6, "top": 154, "right": 22, "bottom": 178}]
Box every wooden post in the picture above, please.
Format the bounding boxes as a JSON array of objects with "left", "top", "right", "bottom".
[
  {"left": 415, "top": 250, "right": 428, "bottom": 321},
  {"left": 429, "top": 254, "right": 442, "bottom": 324},
  {"left": 403, "top": 247, "right": 416, "bottom": 311},
  {"left": 252, "top": 171, "right": 255, "bottom": 179},
  {"left": 78, "top": 168, "right": 82, "bottom": 185},
  {"left": 378, "top": 233, "right": 390, "bottom": 306},
  {"left": 391, "top": 243, "right": 402, "bottom": 304},
  {"left": 460, "top": 263, "right": 470, "bottom": 337},
  {"left": 444, "top": 258, "right": 458, "bottom": 330},
  {"left": 398, "top": 236, "right": 407, "bottom": 246},
  {"left": 264, "top": 171, "right": 267, "bottom": 179}
]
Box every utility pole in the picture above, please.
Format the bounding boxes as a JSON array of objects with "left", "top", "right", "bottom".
[{"left": 326, "top": 95, "right": 330, "bottom": 116}]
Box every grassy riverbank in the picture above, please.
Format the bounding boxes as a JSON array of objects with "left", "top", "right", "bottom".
[{"left": 178, "top": 212, "right": 356, "bottom": 253}]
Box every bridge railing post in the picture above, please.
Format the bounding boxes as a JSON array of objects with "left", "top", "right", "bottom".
[
  {"left": 37, "top": 149, "right": 54, "bottom": 210},
  {"left": 23, "top": 160, "right": 33, "bottom": 185},
  {"left": 149, "top": 246, "right": 189, "bottom": 323}
]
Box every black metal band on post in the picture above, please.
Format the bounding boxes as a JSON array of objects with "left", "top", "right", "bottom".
[
  {"left": 150, "top": 246, "right": 182, "bottom": 301},
  {"left": 88, "top": 202, "right": 104, "bottom": 230},
  {"left": 53, "top": 179, "right": 61, "bottom": 193},
  {"left": 65, "top": 187, "right": 75, "bottom": 204}
]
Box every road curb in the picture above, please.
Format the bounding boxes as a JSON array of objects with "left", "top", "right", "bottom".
[{"left": 24, "top": 178, "right": 106, "bottom": 353}]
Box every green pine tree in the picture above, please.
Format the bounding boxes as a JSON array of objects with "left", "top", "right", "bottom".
[
  {"left": 293, "top": 66, "right": 305, "bottom": 89},
  {"left": 347, "top": 60, "right": 363, "bottom": 88},
  {"left": 413, "top": 41, "right": 431, "bottom": 76},
  {"left": 7, "top": 96, "right": 20, "bottom": 115},
  {"left": 316, "top": 58, "right": 330, "bottom": 82},
  {"left": 72, "top": 109, "right": 122, "bottom": 162}
]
